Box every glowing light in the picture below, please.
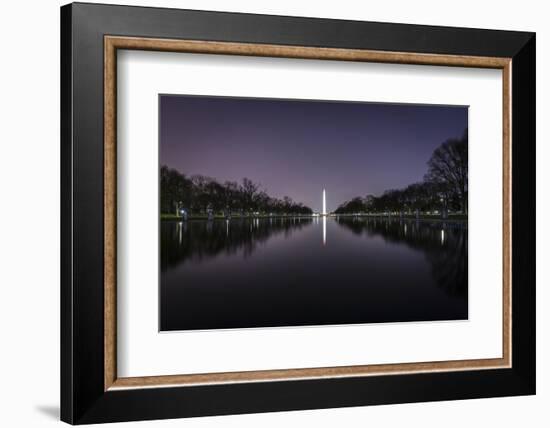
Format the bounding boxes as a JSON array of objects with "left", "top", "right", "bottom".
[
  {"left": 441, "top": 229, "right": 445, "bottom": 245},
  {"left": 322, "top": 189, "right": 327, "bottom": 216}
]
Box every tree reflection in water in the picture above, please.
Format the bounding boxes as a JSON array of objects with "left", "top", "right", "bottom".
[
  {"left": 161, "top": 217, "right": 312, "bottom": 272},
  {"left": 335, "top": 217, "right": 467, "bottom": 298},
  {"left": 161, "top": 216, "right": 468, "bottom": 330},
  {"left": 162, "top": 216, "right": 466, "bottom": 299}
]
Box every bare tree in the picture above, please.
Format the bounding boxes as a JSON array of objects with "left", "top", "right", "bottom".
[
  {"left": 425, "top": 129, "right": 468, "bottom": 214},
  {"left": 241, "top": 178, "right": 260, "bottom": 213}
]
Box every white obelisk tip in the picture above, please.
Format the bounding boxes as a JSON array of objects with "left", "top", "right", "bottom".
[{"left": 322, "top": 189, "right": 326, "bottom": 216}]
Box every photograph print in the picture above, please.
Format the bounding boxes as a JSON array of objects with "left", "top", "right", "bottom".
[{"left": 159, "top": 94, "right": 468, "bottom": 332}]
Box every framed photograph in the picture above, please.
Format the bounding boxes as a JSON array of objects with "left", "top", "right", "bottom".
[{"left": 61, "top": 2, "right": 535, "bottom": 424}]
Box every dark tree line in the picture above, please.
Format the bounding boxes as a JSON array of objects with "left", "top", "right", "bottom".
[
  {"left": 160, "top": 166, "right": 313, "bottom": 216},
  {"left": 335, "top": 129, "right": 468, "bottom": 216}
]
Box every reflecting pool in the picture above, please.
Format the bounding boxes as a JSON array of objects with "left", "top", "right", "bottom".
[{"left": 160, "top": 217, "right": 467, "bottom": 331}]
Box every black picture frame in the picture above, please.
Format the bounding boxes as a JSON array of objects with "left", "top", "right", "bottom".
[{"left": 61, "top": 2, "right": 535, "bottom": 424}]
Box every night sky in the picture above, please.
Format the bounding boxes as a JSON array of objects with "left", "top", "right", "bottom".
[{"left": 160, "top": 95, "right": 467, "bottom": 213}]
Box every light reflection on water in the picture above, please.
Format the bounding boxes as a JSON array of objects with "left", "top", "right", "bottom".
[
  {"left": 323, "top": 216, "right": 326, "bottom": 246},
  {"left": 160, "top": 216, "right": 467, "bottom": 331}
]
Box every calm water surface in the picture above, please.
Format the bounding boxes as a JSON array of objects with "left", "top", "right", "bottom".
[{"left": 160, "top": 217, "right": 467, "bottom": 331}]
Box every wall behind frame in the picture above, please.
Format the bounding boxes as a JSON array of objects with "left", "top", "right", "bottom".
[{"left": 0, "top": 1, "right": 545, "bottom": 427}]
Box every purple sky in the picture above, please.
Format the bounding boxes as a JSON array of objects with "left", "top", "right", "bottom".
[{"left": 160, "top": 95, "right": 467, "bottom": 213}]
